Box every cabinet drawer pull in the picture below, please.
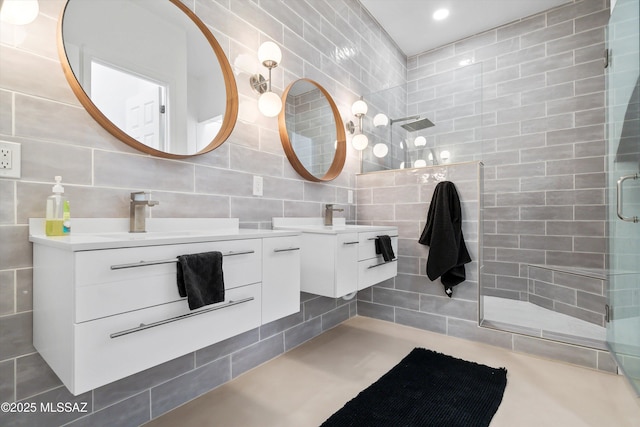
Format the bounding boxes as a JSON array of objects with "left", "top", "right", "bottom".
[
  {"left": 343, "top": 241, "right": 359, "bottom": 245},
  {"left": 110, "top": 297, "right": 254, "bottom": 338},
  {"left": 273, "top": 247, "right": 301, "bottom": 253},
  {"left": 367, "top": 259, "right": 397, "bottom": 269},
  {"left": 110, "top": 250, "right": 256, "bottom": 270},
  {"left": 367, "top": 235, "right": 399, "bottom": 240}
]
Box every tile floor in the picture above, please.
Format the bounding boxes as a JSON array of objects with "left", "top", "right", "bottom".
[{"left": 145, "top": 316, "right": 640, "bottom": 427}]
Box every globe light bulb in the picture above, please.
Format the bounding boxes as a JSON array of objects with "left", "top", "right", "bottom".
[
  {"left": 352, "top": 133, "right": 368, "bottom": 150},
  {"left": 258, "top": 91, "right": 282, "bottom": 117}
]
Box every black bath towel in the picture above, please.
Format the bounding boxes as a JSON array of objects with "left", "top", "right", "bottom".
[
  {"left": 375, "top": 235, "right": 395, "bottom": 262},
  {"left": 418, "top": 181, "right": 471, "bottom": 297},
  {"left": 177, "top": 251, "right": 225, "bottom": 310}
]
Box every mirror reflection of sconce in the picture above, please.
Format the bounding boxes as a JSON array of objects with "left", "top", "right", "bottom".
[
  {"left": 250, "top": 41, "right": 282, "bottom": 117},
  {"left": 346, "top": 99, "right": 368, "bottom": 150},
  {"left": 373, "top": 143, "right": 388, "bottom": 158},
  {"left": 373, "top": 113, "right": 389, "bottom": 127},
  {"left": 0, "top": 0, "right": 39, "bottom": 25}
]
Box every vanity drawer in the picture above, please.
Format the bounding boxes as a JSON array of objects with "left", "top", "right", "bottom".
[
  {"left": 72, "top": 283, "right": 260, "bottom": 395},
  {"left": 358, "top": 230, "right": 398, "bottom": 261},
  {"left": 75, "top": 239, "right": 261, "bottom": 322},
  {"left": 358, "top": 258, "right": 397, "bottom": 290}
]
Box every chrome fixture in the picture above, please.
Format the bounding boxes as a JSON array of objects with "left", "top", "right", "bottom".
[
  {"left": 346, "top": 99, "right": 368, "bottom": 150},
  {"left": 324, "top": 204, "right": 344, "bottom": 226},
  {"left": 617, "top": 173, "right": 639, "bottom": 223},
  {"left": 250, "top": 41, "right": 282, "bottom": 117},
  {"left": 130, "top": 192, "right": 159, "bottom": 233}
]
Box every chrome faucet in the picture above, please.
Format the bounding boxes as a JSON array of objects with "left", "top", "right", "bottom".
[
  {"left": 324, "top": 204, "right": 344, "bottom": 226},
  {"left": 130, "top": 192, "right": 159, "bottom": 233}
]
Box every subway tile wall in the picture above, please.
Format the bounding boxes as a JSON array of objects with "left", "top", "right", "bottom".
[
  {"left": 403, "top": 1, "right": 610, "bottom": 305},
  {"left": 475, "top": 0, "right": 610, "bottom": 304},
  {"left": 0, "top": 0, "right": 405, "bottom": 425}
]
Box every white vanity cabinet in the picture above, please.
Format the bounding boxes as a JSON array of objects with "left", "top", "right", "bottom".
[
  {"left": 29, "top": 219, "right": 300, "bottom": 396},
  {"left": 261, "top": 235, "right": 301, "bottom": 324},
  {"left": 275, "top": 219, "right": 398, "bottom": 298}
]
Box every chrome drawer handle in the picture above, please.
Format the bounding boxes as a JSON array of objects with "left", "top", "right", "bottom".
[
  {"left": 273, "top": 247, "right": 301, "bottom": 253},
  {"left": 367, "top": 259, "right": 397, "bottom": 269},
  {"left": 110, "top": 250, "right": 256, "bottom": 270},
  {"left": 343, "top": 241, "right": 359, "bottom": 245},
  {"left": 367, "top": 235, "right": 398, "bottom": 240},
  {"left": 110, "top": 297, "right": 254, "bottom": 338},
  {"left": 617, "top": 173, "right": 639, "bottom": 223}
]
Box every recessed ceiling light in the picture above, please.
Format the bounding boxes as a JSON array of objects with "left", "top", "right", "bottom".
[{"left": 433, "top": 8, "right": 449, "bottom": 21}]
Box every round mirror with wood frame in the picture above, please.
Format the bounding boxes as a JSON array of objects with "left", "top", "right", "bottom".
[
  {"left": 57, "top": 0, "right": 238, "bottom": 159},
  {"left": 278, "top": 79, "right": 346, "bottom": 182}
]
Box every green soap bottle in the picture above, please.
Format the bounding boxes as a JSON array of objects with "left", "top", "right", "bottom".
[{"left": 45, "top": 176, "right": 70, "bottom": 236}]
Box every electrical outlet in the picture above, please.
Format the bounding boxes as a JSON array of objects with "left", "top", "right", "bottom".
[
  {"left": 253, "top": 175, "right": 263, "bottom": 196},
  {"left": 0, "top": 141, "right": 21, "bottom": 179}
]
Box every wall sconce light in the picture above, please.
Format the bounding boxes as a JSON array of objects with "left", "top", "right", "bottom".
[
  {"left": 346, "top": 99, "right": 368, "bottom": 150},
  {"left": 373, "top": 113, "right": 389, "bottom": 127},
  {"left": 440, "top": 150, "right": 451, "bottom": 162},
  {"left": 0, "top": 0, "right": 39, "bottom": 25},
  {"left": 250, "top": 41, "right": 282, "bottom": 117}
]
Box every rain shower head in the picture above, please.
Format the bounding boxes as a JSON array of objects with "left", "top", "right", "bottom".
[{"left": 401, "top": 117, "right": 435, "bottom": 132}]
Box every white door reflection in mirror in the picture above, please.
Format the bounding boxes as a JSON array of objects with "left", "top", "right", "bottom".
[{"left": 91, "top": 61, "right": 167, "bottom": 151}]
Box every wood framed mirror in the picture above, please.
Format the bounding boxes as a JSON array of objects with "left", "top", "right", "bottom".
[
  {"left": 278, "top": 79, "right": 346, "bottom": 182},
  {"left": 57, "top": 0, "right": 238, "bottom": 159}
]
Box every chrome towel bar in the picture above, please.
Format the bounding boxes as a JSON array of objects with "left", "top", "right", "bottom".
[
  {"left": 367, "top": 259, "right": 397, "bottom": 269},
  {"left": 110, "top": 297, "right": 254, "bottom": 338},
  {"left": 367, "top": 235, "right": 399, "bottom": 240},
  {"left": 110, "top": 250, "right": 255, "bottom": 270}
]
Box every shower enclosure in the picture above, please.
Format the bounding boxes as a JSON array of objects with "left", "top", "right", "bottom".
[
  {"left": 606, "top": 0, "right": 640, "bottom": 395},
  {"left": 361, "top": 1, "right": 639, "bottom": 393}
]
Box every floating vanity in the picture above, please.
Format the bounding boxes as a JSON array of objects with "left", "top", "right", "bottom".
[
  {"left": 29, "top": 218, "right": 300, "bottom": 395},
  {"left": 273, "top": 218, "right": 398, "bottom": 298}
]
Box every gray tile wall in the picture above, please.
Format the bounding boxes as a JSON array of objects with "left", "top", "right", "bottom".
[
  {"left": 356, "top": 162, "right": 482, "bottom": 331},
  {"left": 405, "top": 1, "right": 609, "bottom": 306},
  {"left": 0, "top": 0, "right": 404, "bottom": 425},
  {"left": 528, "top": 265, "right": 606, "bottom": 326},
  {"left": 479, "top": 0, "right": 609, "bottom": 303}
]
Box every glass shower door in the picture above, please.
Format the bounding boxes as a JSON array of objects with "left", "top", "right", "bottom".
[{"left": 606, "top": 0, "right": 640, "bottom": 395}]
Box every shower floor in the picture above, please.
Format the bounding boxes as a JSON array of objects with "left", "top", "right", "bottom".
[{"left": 482, "top": 296, "right": 607, "bottom": 349}]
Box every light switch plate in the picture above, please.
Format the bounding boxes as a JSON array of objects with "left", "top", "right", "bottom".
[
  {"left": 253, "top": 175, "right": 263, "bottom": 196},
  {"left": 0, "top": 141, "right": 21, "bottom": 179}
]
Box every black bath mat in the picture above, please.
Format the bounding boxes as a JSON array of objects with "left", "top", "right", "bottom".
[{"left": 321, "top": 347, "right": 507, "bottom": 427}]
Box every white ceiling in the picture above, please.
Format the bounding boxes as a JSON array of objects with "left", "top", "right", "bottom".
[{"left": 360, "top": 0, "right": 573, "bottom": 56}]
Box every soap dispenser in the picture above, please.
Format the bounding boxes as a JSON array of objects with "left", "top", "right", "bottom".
[{"left": 45, "top": 176, "right": 70, "bottom": 236}]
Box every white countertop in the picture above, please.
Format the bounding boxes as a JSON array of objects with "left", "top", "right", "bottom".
[
  {"left": 29, "top": 218, "right": 299, "bottom": 251},
  {"left": 272, "top": 217, "right": 397, "bottom": 235}
]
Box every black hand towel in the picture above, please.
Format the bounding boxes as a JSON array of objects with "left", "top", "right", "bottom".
[
  {"left": 418, "top": 181, "right": 471, "bottom": 297},
  {"left": 375, "top": 235, "right": 395, "bottom": 262},
  {"left": 177, "top": 251, "right": 225, "bottom": 310}
]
